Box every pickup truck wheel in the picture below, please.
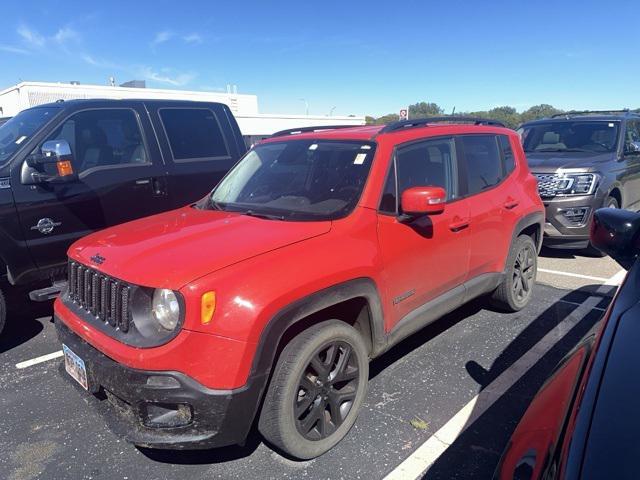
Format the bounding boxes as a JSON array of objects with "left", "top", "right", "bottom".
[
  {"left": 0, "top": 287, "right": 5, "bottom": 335},
  {"left": 491, "top": 235, "right": 537, "bottom": 312},
  {"left": 258, "top": 320, "right": 368, "bottom": 459}
]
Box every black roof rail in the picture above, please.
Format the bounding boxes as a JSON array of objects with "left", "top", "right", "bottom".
[
  {"left": 550, "top": 109, "right": 638, "bottom": 118},
  {"left": 379, "top": 116, "right": 505, "bottom": 134},
  {"left": 270, "top": 125, "right": 359, "bottom": 138}
]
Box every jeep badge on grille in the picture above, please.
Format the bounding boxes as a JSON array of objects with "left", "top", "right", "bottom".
[{"left": 90, "top": 253, "right": 106, "bottom": 265}]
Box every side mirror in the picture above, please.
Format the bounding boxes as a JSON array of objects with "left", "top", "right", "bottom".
[
  {"left": 590, "top": 208, "right": 640, "bottom": 270},
  {"left": 24, "top": 140, "right": 77, "bottom": 184},
  {"left": 625, "top": 141, "right": 640, "bottom": 155},
  {"left": 400, "top": 186, "right": 447, "bottom": 221}
]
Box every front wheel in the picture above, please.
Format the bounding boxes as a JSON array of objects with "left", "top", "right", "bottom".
[
  {"left": 258, "top": 320, "right": 369, "bottom": 459},
  {"left": 491, "top": 235, "right": 537, "bottom": 312}
]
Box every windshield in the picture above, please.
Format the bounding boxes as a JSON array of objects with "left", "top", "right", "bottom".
[
  {"left": 0, "top": 107, "right": 60, "bottom": 165},
  {"left": 520, "top": 121, "right": 619, "bottom": 153},
  {"left": 209, "top": 140, "right": 377, "bottom": 221}
]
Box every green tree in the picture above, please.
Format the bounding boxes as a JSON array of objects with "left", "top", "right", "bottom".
[
  {"left": 519, "top": 104, "right": 563, "bottom": 124},
  {"left": 408, "top": 102, "right": 444, "bottom": 118}
]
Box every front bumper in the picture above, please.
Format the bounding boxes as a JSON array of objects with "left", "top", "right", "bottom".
[
  {"left": 541, "top": 193, "right": 605, "bottom": 249},
  {"left": 55, "top": 318, "right": 266, "bottom": 450}
]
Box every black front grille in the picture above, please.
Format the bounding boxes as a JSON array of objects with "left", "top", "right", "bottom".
[{"left": 68, "top": 261, "right": 130, "bottom": 333}]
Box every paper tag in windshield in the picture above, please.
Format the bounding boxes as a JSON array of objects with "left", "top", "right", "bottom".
[
  {"left": 608, "top": 123, "right": 615, "bottom": 128},
  {"left": 354, "top": 153, "right": 367, "bottom": 165},
  {"left": 15, "top": 135, "right": 27, "bottom": 145}
]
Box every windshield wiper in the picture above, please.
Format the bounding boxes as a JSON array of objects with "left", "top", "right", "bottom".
[{"left": 243, "top": 210, "right": 286, "bottom": 221}]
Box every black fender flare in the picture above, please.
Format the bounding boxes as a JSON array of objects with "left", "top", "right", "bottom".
[
  {"left": 511, "top": 211, "right": 545, "bottom": 254},
  {"left": 248, "top": 277, "right": 386, "bottom": 382}
]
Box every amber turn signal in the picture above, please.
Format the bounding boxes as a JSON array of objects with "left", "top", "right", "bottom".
[
  {"left": 57, "top": 160, "right": 74, "bottom": 177},
  {"left": 201, "top": 291, "right": 216, "bottom": 324}
]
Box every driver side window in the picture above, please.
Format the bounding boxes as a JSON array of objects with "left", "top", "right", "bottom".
[{"left": 42, "top": 109, "right": 147, "bottom": 175}]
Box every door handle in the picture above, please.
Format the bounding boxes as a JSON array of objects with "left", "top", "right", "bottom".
[
  {"left": 135, "top": 178, "right": 151, "bottom": 185},
  {"left": 449, "top": 218, "right": 470, "bottom": 232},
  {"left": 504, "top": 199, "right": 519, "bottom": 210}
]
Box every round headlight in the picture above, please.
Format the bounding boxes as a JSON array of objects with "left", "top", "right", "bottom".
[{"left": 152, "top": 289, "right": 180, "bottom": 331}]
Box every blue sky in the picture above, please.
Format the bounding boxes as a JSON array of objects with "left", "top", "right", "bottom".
[{"left": 0, "top": 0, "right": 637, "bottom": 117}]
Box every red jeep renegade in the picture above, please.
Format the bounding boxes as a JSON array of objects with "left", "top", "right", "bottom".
[{"left": 55, "top": 117, "right": 544, "bottom": 459}]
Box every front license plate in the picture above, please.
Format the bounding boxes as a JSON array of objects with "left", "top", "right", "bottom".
[{"left": 62, "top": 344, "right": 89, "bottom": 390}]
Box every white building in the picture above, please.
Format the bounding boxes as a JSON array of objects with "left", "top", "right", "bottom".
[{"left": 0, "top": 81, "right": 365, "bottom": 143}]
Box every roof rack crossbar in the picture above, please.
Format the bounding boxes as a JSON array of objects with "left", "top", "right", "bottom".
[
  {"left": 379, "top": 116, "right": 505, "bottom": 133},
  {"left": 270, "top": 125, "right": 359, "bottom": 138},
  {"left": 551, "top": 109, "right": 637, "bottom": 118}
]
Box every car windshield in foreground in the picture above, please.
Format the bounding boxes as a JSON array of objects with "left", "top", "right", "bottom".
[
  {"left": 209, "top": 139, "right": 377, "bottom": 221},
  {"left": 520, "top": 121, "right": 619, "bottom": 154},
  {"left": 0, "top": 107, "right": 60, "bottom": 166}
]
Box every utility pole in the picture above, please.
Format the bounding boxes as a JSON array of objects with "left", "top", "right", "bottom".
[{"left": 300, "top": 98, "right": 309, "bottom": 116}]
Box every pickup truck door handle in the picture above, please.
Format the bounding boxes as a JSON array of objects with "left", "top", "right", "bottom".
[
  {"left": 449, "top": 217, "right": 470, "bottom": 232},
  {"left": 504, "top": 198, "right": 520, "bottom": 210}
]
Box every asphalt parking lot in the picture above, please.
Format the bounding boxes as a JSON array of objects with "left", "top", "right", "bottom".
[{"left": 0, "top": 249, "right": 623, "bottom": 480}]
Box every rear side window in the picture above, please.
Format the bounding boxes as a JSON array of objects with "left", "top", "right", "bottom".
[
  {"left": 461, "top": 135, "right": 503, "bottom": 195},
  {"left": 160, "top": 108, "right": 229, "bottom": 160},
  {"left": 499, "top": 135, "right": 516, "bottom": 174}
]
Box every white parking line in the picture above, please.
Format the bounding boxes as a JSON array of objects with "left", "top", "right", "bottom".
[
  {"left": 605, "top": 269, "right": 627, "bottom": 286},
  {"left": 15, "top": 350, "right": 63, "bottom": 369},
  {"left": 538, "top": 268, "right": 609, "bottom": 283},
  {"left": 384, "top": 288, "right": 610, "bottom": 480}
]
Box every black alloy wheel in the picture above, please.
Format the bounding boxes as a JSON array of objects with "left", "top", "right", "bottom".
[{"left": 294, "top": 341, "right": 360, "bottom": 440}]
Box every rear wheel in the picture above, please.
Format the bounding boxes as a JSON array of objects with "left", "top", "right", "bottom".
[
  {"left": 258, "top": 320, "right": 369, "bottom": 459},
  {"left": 584, "top": 196, "right": 619, "bottom": 257},
  {"left": 491, "top": 235, "right": 537, "bottom": 312}
]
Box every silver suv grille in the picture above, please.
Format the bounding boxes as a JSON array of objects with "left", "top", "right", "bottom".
[
  {"left": 67, "top": 260, "right": 131, "bottom": 333},
  {"left": 534, "top": 174, "right": 563, "bottom": 198}
]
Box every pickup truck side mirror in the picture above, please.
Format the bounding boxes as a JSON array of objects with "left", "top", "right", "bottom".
[
  {"left": 590, "top": 208, "right": 640, "bottom": 270},
  {"left": 23, "top": 140, "right": 78, "bottom": 184},
  {"left": 399, "top": 186, "right": 447, "bottom": 222},
  {"left": 625, "top": 141, "right": 640, "bottom": 155}
]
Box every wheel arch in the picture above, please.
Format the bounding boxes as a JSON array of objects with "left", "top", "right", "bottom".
[
  {"left": 512, "top": 211, "right": 545, "bottom": 254},
  {"left": 248, "top": 278, "right": 386, "bottom": 383}
]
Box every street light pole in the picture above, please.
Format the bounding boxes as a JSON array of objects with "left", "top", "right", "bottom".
[
  {"left": 329, "top": 106, "right": 336, "bottom": 116},
  {"left": 299, "top": 98, "right": 309, "bottom": 116}
]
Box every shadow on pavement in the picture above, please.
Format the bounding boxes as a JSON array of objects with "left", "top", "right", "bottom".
[
  {"left": 0, "top": 284, "right": 52, "bottom": 354},
  {"left": 421, "top": 284, "right": 615, "bottom": 479}
]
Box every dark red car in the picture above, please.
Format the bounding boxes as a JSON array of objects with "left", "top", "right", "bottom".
[
  {"left": 495, "top": 207, "right": 640, "bottom": 479},
  {"left": 54, "top": 117, "right": 544, "bottom": 459}
]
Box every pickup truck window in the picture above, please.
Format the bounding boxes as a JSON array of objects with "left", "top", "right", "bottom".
[
  {"left": 43, "top": 109, "right": 148, "bottom": 174},
  {"left": 209, "top": 140, "right": 376, "bottom": 221},
  {"left": 0, "top": 107, "right": 59, "bottom": 166},
  {"left": 159, "top": 108, "right": 229, "bottom": 160}
]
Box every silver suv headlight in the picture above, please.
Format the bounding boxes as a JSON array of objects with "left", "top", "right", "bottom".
[
  {"left": 151, "top": 288, "right": 181, "bottom": 331},
  {"left": 535, "top": 172, "right": 599, "bottom": 197}
]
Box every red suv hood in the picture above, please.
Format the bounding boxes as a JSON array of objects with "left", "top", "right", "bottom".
[{"left": 69, "top": 207, "right": 331, "bottom": 289}]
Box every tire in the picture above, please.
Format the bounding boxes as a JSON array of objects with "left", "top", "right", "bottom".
[
  {"left": 0, "top": 287, "right": 5, "bottom": 336},
  {"left": 258, "top": 320, "right": 369, "bottom": 459},
  {"left": 491, "top": 234, "right": 537, "bottom": 312},
  {"left": 584, "top": 196, "right": 619, "bottom": 257}
]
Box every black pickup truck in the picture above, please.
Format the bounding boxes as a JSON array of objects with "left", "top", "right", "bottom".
[{"left": 0, "top": 99, "right": 246, "bottom": 334}]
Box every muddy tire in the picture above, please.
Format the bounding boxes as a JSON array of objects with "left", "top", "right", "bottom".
[
  {"left": 258, "top": 320, "right": 369, "bottom": 459},
  {"left": 491, "top": 234, "right": 537, "bottom": 312}
]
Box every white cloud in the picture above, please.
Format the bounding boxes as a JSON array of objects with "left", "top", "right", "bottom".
[
  {"left": 17, "top": 24, "right": 45, "bottom": 47},
  {"left": 82, "top": 54, "right": 121, "bottom": 70},
  {"left": 139, "top": 66, "right": 195, "bottom": 86},
  {"left": 151, "top": 30, "right": 173, "bottom": 47},
  {"left": 0, "top": 44, "right": 30, "bottom": 55},
  {"left": 54, "top": 27, "right": 80, "bottom": 44},
  {"left": 183, "top": 33, "right": 203, "bottom": 45}
]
